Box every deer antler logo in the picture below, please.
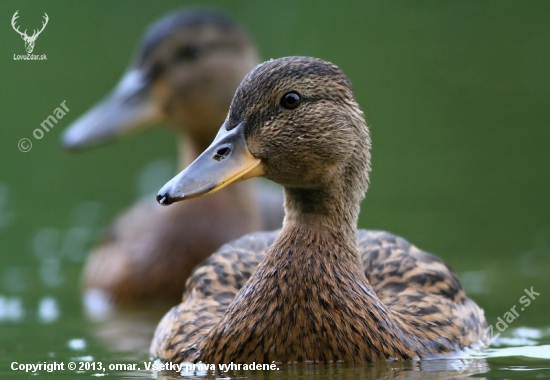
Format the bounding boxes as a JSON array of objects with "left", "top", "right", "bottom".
[{"left": 11, "top": 11, "right": 49, "bottom": 54}]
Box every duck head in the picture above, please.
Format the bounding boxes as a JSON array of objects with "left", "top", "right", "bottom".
[
  {"left": 61, "top": 9, "right": 259, "bottom": 151},
  {"left": 157, "top": 56, "right": 371, "bottom": 219}
]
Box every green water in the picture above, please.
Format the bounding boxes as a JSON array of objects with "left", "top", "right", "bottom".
[{"left": 1, "top": 1, "right": 549, "bottom": 379}]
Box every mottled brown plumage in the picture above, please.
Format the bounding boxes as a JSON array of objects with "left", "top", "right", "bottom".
[
  {"left": 61, "top": 10, "right": 284, "bottom": 309},
  {"left": 150, "top": 56, "right": 487, "bottom": 363}
]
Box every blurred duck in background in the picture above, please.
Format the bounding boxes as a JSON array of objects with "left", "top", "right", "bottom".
[{"left": 61, "top": 9, "right": 284, "bottom": 315}]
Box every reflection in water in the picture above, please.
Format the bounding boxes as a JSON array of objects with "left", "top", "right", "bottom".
[
  {"left": 0, "top": 295, "right": 62, "bottom": 324},
  {"left": 482, "top": 345, "right": 550, "bottom": 360},
  {"left": 29, "top": 201, "right": 104, "bottom": 288},
  {"left": 33, "top": 228, "right": 64, "bottom": 261},
  {"left": 71, "top": 355, "right": 95, "bottom": 363},
  {"left": 68, "top": 338, "right": 87, "bottom": 351},
  {"left": 83, "top": 289, "right": 115, "bottom": 321},
  {"left": 493, "top": 326, "right": 543, "bottom": 347},
  {"left": 150, "top": 359, "right": 490, "bottom": 380},
  {"left": 0, "top": 296, "right": 24, "bottom": 321},
  {"left": 60, "top": 227, "right": 95, "bottom": 263},
  {"left": 32, "top": 201, "right": 104, "bottom": 264},
  {"left": 38, "top": 296, "right": 60, "bottom": 324},
  {"left": 39, "top": 257, "right": 65, "bottom": 288},
  {"left": 88, "top": 309, "right": 163, "bottom": 353},
  {"left": 32, "top": 228, "right": 68, "bottom": 288},
  {"left": 64, "top": 201, "right": 104, "bottom": 262}
]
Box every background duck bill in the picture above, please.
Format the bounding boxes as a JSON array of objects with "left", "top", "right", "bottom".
[{"left": 61, "top": 69, "right": 162, "bottom": 151}]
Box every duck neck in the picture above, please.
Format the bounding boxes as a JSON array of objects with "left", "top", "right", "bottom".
[
  {"left": 282, "top": 185, "right": 361, "bottom": 260},
  {"left": 282, "top": 152, "right": 370, "bottom": 262}
]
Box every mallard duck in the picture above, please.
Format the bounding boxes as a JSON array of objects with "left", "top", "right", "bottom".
[
  {"left": 150, "top": 57, "right": 488, "bottom": 363},
  {"left": 61, "top": 9, "right": 284, "bottom": 309}
]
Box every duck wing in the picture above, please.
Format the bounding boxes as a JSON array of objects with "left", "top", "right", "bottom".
[
  {"left": 150, "top": 231, "right": 277, "bottom": 361},
  {"left": 358, "top": 230, "right": 488, "bottom": 353}
]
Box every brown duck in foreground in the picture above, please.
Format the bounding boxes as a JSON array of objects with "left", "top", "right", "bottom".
[
  {"left": 150, "top": 57, "right": 488, "bottom": 363},
  {"left": 61, "top": 10, "right": 284, "bottom": 311}
]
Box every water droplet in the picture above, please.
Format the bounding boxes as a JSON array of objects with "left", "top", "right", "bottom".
[{"left": 0, "top": 296, "right": 24, "bottom": 321}]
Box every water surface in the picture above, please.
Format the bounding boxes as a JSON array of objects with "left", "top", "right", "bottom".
[{"left": 1, "top": 1, "right": 549, "bottom": 379}]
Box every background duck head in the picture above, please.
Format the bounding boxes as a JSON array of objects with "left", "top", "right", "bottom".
[
  {"left": 61, "top": 9, "right": 260, "bottom": 169},
  {"left": 59, "top": 9, "right": 284, "bottom": 312}
]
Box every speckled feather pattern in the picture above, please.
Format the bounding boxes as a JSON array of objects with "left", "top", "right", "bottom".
[{"left": 151, "top": 230, "right": 487, "bottom": 363}]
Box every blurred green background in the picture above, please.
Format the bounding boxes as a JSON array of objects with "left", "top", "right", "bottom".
[{"left": 0, "top": 0, "right": 549, "bottom": 377}]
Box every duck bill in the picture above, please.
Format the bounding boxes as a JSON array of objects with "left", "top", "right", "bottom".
[
  {"left": 157, "top": 122, "right": 264, "bottom": 205},
  {"left": 61, "top": 69, "right": 163, "bottom": 151}
]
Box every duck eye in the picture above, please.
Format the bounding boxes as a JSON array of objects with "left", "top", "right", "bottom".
[
  {"left": 148, "top": 62, "right": 164, "bottom": 80},
  {"left": 280, "top": 92, "right": 301, "bottom": 110},
  {"left": 173, "top": 44, "right": 199, "bottom": 62}
]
